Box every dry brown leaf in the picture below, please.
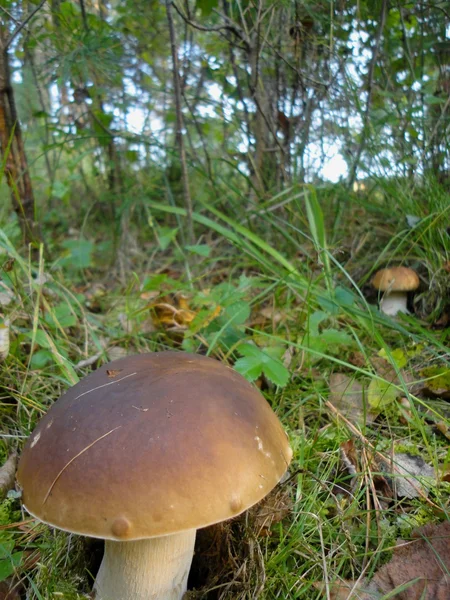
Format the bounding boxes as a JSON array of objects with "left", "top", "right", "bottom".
[
  {"left": 0, "top": 579, "right": 21, "bottom": 600},
  {"left": 381, "top": 453, "right": 436, "bottom": 499},
  {"left": 322, "top": 523, "right": 450, "bottom": 599},
  {"left": 0, "top": 452, "right": 17, "bottom": 500},
  {"left": 365, "top": 521, "right": 450, "bottom": 599},
  {"left": 329, "top": 373, "right": 376, "bottom": 426}
]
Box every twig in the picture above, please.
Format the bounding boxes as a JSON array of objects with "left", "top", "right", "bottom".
[
  {"left": 347, "top": 0, "right": 388, "bottom": 187},
  {"left": 79, "top": 0, "right": 89, "bottom": 31},
  {"left": 166, "top": 0, "right": 194, "bottom": 244},
  {"left": 172, "top": 2, "right": 248, "bottom": 47},
  {"left": 4, "top": 0, "right": 47, "bottom": 50}
]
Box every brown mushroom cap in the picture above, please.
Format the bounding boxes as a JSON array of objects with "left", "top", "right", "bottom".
[
  {"left": 17, "top": 352, "right": 292, "bottom": 541},
  {"left": 371, "top": 266, "right": 419, "bottom": 292}
]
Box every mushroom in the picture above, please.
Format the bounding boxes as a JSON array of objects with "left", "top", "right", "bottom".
[
  {"left": 17, "top": 352, "right": 292, "bottom": 600},
  {"left": 371, "top": 266, "right": 419, "bottom": 316}
]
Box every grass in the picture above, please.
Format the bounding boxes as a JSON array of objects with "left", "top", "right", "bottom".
[{"left": 1, "top": 177, "right": 450, "bottom": 598}]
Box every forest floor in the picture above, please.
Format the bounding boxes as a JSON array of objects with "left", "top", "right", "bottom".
[{"left": 1, "top": 181, "right": 450, "bottom": 599}]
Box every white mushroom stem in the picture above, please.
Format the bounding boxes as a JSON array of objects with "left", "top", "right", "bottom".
[
  {"left": 94, "top": 529, "right": 196, "bottom": 600},
  {"left": 379, "top": 292, "right": 409, "bottom": 316}
]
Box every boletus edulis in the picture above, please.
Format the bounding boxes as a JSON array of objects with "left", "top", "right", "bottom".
[{"left": 17, "top": 352, "right": 292, "bottom": 600}]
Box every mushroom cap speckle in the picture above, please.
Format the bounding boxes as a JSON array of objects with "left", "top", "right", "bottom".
[
  {"left": 17, "top": 352, "right": 292, "bottom": 541},
  {"left": 371, "top": 266, "right": 419, "bottom": 292}
]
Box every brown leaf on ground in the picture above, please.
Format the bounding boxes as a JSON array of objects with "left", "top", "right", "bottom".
[
  {"left": 0, "top": 579, "right": 21, "bottom": 600},
  {"left": 0, "top": 452, "right": 17, "bottom": 500},
  {"left": 323, "top": 522, "right": 450, "bottom": 599},
  {"left": 329, "top": 373, "right": 376, "bottom": 426},
  {"left": 365, "top": 521, "right": 450, "bottom": 599},
  {"left": 381, "top": 453, "right": 436, "bottom": 499}
]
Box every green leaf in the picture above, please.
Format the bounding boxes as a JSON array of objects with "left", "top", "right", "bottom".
[
  {"left": 334, "top": 286, "right": 355, "bottom": 307},
  {"left": 142, "top": 274, "right": 168, "bottom": 291},
  {"left": 44, "top": 302, "right": 77, "bottom": 330},
  {"left": 157, "top": 227, "right": 178, "bottom": 251},
  {"left": 308, "top": 311, "right": 328, "bottom": 335},
  {"left": 26, "top": 329, "right": 51, "bottom": 348},
  {"left": 378, "top": 347, "right": 408, "bottom": 369},
  {"left": 0, "top": 544, "right": 23, "bottom": 582},
  {"left": 185, "top": 244, "right": 210, "bottom": 257},
  {"left": 368, "top": 379, "right": 398, "bottom": 409},
  {"left": 52, "top": 181, "right": 69, "bottom": 200},
  {"left": 236, "top": 343, "right": 290, "bottom": 387},
  {"left": 223, "top": 301, "right": 251, "bottom": 326},
  {"left": 60, "top": 239, "right": 93, "bottom": 270},
  {"left": 30, "top": 349, "right": 52, "bottom": 369},
  {"left": 320, "top": 329, "right": 354, "bottom": 346},
  {"left": 261, "top": 357, "right": 290, "bottom": 387},
  {"left": 196, "top": 0, "right": 219, "bottom": 16},
  {"left": 233, "top": 356, "right": 263, "bottom": 381},
  {"left": 237, "top": 343, "right": 262, "bottom": 358}
]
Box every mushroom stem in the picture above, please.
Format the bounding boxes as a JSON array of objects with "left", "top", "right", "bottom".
[
  {"left": 94, "top": 529, "right": 196, "bottom": 600},
  {"left": 380, "top": 292, "right": 408, "bottom": 316}
]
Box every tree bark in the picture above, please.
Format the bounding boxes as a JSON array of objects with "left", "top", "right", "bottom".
[{"left": 0, "top": 23, "right": 39, "bottom": 245}]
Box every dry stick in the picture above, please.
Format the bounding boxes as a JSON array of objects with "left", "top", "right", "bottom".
[
  {"left": 347, "top": 0, "right": 388, "bottom": 188},
  {"left": 325, "top": 400, "right": 441, "bottom": 511},
  {"left": 166, "top": 0, "right": 194, "bottom": 245}
]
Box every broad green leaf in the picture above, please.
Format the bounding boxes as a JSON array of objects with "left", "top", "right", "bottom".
[
  {"left": 30, "top": 349, "right": 52, "bottom": 369},
  {"left": 261, "top": 357, "right": 290, "bottom": 387},
  {"left": 44, "top": 303, "right": 77, "bottom": 330},
  {"left": 60, "top": 239, "right": 93, "bottom": 270},
  {"left": 224, "top": 302, "right": 251, "bottom": 326},
  {"left": 234, "top": 356, "right": 263, "bottom": 381},
  {"left": 368, "top": 379, "right": 398, "bottom": 409},
  {"left": 26, "top": 329, "right": 51, "bottom": 348},
  {"left": 320, "top": 329, "right": 354, "bottom": 346},
  {"left": 185, "top": 244, "right": 211, "bottom": 257},
  {"left": 378, "top": 348, "right": 407, "bottom": 369},
  {"left": 157, "top": 227, "right": 178, "bottom": 251}
]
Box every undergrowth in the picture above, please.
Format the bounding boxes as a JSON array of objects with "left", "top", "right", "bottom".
[{"left": 1, "top": 179, "right": 450, "bottom": 599}]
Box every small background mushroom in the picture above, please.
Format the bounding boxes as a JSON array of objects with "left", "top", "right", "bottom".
[{"left": 371, "top": 266, "right": 419, "bottom": 315}]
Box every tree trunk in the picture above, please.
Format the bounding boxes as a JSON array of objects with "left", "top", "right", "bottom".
[{"left": 0, "top": 24, "right": 38, "bottom": 245}]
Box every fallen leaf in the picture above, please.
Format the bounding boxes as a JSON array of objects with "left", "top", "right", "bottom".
[
  {"left": 367, "top": 378, "right": 398, "bottom": 409},
  {"left": 0, "top": 579, "right": 21, "bottom": 600},
  {"left": 323, "top": 522, "right": 450, "bottom": 599},
  {"left": 365, "top": 521, "right": 450, "bottom": 599},
  {"left": 329, "top": 373, "right": 376, "bottom": 426},
  {"left": 0, "top": 452, "right": 17, "bottom": 500},
  {"left": 339, "top": 439, "right": 358, "bottom": 493},
  {"left": 381, "top": 453, "right": 436, "bottom": 499}
]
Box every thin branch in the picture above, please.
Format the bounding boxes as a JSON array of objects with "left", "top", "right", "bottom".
[
  {"left": 347, "top": 0, "right": 388, "bottom": 186},
  {"left": 79, "top": 0, "right": 89, "bottom": 32},
  {"left": 4, "top": 0, "right": 47, "bottom": 50},
  {"left": 166, "top": 0, "right": 194, "bottom": 244},
  {"left": 172, "top": 2, "right": 249, "bottom": 48}
]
